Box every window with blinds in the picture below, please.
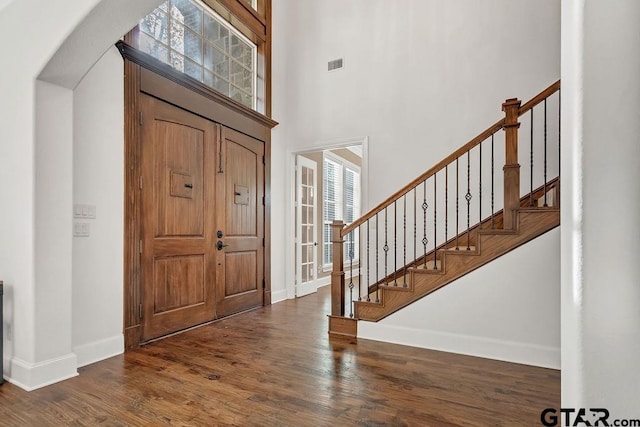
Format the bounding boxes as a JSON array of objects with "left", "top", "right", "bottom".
[{"left": 323, "top": 154, "right": 361, "bottom": 268}]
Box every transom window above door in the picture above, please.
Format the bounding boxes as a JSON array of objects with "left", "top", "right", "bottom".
[{"left": 137, "top": 0, "right": 257, "bottom": 109}]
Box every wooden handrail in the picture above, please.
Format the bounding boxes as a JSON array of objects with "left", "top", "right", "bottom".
[
  {"left": 342, "top": 118, "right": 505, "bottom": 236},
  {"left": 518, "top": 80, "right": 561, "bottom": 117},
  {"left": 341, "top": 80, "right": 561, "bottom": 237}
]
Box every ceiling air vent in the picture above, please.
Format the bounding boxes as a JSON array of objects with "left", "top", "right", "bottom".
[{"left": 328, "top": 58, "right": 344, "bottom": 72}]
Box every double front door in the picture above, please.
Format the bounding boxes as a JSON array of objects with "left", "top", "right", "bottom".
[{"left": 140, "top": 94, "right": 264, "bottom": 341}]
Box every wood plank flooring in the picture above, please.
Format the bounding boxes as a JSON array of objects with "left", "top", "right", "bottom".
[{"left": 0, "top": 286, "right": 559, "bottom": 426}]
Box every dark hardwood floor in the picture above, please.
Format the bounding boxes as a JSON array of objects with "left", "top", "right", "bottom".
[{"left": 0, "top": 286, "right": 559, "bottom": 426}]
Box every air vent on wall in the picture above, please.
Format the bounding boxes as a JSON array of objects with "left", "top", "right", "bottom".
[{"left": 328, "top": 58, "right": 344, "bottom": 71}]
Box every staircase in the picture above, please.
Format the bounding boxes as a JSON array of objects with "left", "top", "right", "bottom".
[{"left": 328, "top": 81, "right": 561, "bottom": 337}]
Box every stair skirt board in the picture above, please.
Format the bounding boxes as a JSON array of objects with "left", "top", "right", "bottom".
[
  {"left": 355, "top": 209, "right": 560, "bottom": 322},
  {"left": 357, "top": 322, "right": 560, "bottom": 370}
]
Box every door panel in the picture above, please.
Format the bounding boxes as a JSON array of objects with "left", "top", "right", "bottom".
[
  {"left": 153, "top": 255, "right": 205, "bottom": 312},
  {"left": 225, "top": 142, "right": 258, "bottom": 236},
  {"left": 216, "top": 127, "right": 264, "bottom": 317},
  {"left": 295, "top": 155, "right": 318, "bottom": 297},
  {"left": 224, "top": 252, "right": 257, "bottom": 296},
  {"left": 154, "top": 121, "right": 205, "bottom": 237},
  {"left": 141, "top": 94, "right": 217, "bottom": 341}
]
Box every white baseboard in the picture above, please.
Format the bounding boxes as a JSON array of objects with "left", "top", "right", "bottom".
[
  {"left": 73, "top": 334, "right": 124, "bottom": 368},
  {"left": 315, "top": 276, "right": 331, "bottom": 287},
  {"left": 296, "top": 280, "right": 318, "bottom": 297},
  {"left": 6, "top": 353, "right": 78, "bottom": 391},
  {"left": 271, "top": 288, "right": 288, "bottom": 304},
  {"left": 358, "top": 322, "right": 560, "bottom": 369}
]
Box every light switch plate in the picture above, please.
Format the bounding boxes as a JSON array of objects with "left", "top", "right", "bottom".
[
  {"left": 74, "top": 222, "right": 90, "bottom": 237},
  {"left": 74, "top": 204, "right": 96, "bottom": 219}
]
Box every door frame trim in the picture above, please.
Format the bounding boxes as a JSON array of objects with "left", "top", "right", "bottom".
[
  {"left": 285, "top": 137, "right": 369, "bottom": 301},
  {"left": 121, "top": 42, "right": 277, "bottom": 349}
]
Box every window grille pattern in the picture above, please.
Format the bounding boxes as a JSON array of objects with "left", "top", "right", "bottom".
[{"left": 138, "top": 0, "right": 256, "bottom": 109}]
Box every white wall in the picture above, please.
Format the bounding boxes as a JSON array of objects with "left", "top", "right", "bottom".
[
  {"left": 72, "top": 47, "right": 125, "bottom": 367},
  {"left": 272, "top": 0, "right": 560, "bottom": 203},
  {"left": 561, "top": 0, "right": 640, "bottom": 416},
  {"left": 360, "top": 228, "right": 560, "bottom": 368}
]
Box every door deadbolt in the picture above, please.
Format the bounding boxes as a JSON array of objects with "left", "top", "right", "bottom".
[{"left": 217, "top": 230, "right": 224, "bottom": 238}]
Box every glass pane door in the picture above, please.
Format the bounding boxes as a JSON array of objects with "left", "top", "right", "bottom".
[{"left": 296, "top": 155, "right": 318, "bottom": 297}]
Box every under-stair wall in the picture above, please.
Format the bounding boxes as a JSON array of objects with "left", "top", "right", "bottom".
[{"left": 358, "top": 227, "right": 560, "bottom": 368}]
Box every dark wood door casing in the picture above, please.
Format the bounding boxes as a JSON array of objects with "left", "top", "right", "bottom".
[{"left": 121, "top": 42, "right": 277, "bottom": 349}]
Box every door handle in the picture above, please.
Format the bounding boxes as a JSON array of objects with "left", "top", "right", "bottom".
[
  {"left": 184, "top": 183, "right": 193, "bottom": 189},
  {"left": 216, "top": 240, "right": 230, "bottom": 251},
  {"left": 314, "top": 242, "right": 318, "bottom": 246}
]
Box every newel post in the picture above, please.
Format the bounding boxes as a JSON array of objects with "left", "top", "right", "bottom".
[
  {"left": 502, "top": 98, "right": 522, "bottom": 229},
  {"left": 330, "top": 220, "right": 345, "bottom": 317}
]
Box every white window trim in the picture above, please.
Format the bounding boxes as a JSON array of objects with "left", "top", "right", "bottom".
[{"left": 322, "top": 152, "right": 361, "bottom": 271}]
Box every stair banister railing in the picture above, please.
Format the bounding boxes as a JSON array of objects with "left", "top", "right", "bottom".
[{"left": 329, "top": 80, "right": 561, "bottom": 335}]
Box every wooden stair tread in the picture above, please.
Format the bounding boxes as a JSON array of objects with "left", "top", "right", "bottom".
[
  {"left": 444, "top": 245, "right": 476, "bottom": 252},
  {"left": 413, "top": 260, "right": 443, "bottom": 270}
]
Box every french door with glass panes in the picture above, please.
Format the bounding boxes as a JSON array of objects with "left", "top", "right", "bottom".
[{"left": 295, "top": 155, "right": 318, "bottom": 297}]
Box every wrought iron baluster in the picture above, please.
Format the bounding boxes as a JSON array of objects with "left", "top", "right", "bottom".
[
  {"left": 479, "top": 141, "right": 482, "bottom": 229},
  {"left": 445, "top": 165, "right": 448, "bottom": 245},
  {"left": 543, "top": 98, "right": 548, "bottom": 207},
  {"left": 456, "top": 158, "right": 459, "bottom": 250},
  {"left": 403, "top": 195, "right": 407, "bottom": 287},
  {"left": 413, "top": 187, "right": 417, "bottom": 267},
  {"left": 466, "top": 150, "right": 472, "bottom": 250},
  {"left": 375, "top": 213, "right": 379, "bottom": 302},
  {"left": 384, "top": 207, "right": 389, "bottom": 284},
  {"left": 349, "top": 231, "right": 354, "bottom": 318},
  {"left": 394, "top": 200, "right": 398, "bottom": 286},
  {"left": 433, "top": 173, "right": 437, "bottom": 270},
  {"left": 422, "top": 180, "right": 428, "bottom": 268},
  {"left": 366, "top": 221, "right": 370, "bottom": 302},
  {"left": 358, "top": 225, "right": 362, "bottom": 302},
  {"left": 491, "top": 133, "right": 495, "bottom": 229},
  {"left": 530, "top": 107, "right": 534, "bottom": 206}
]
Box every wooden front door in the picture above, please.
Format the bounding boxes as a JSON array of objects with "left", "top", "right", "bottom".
[
  {"left": 215, "top": 128, "right": 265, "bottom": 317},
  {"left": 140, "top": 94, "right": 218, "bottom": 341},
  {"left": 139, "top": 94, "right": 265, "bottom": 341}
]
